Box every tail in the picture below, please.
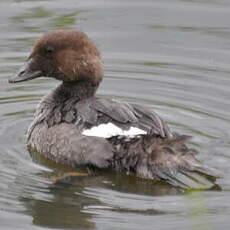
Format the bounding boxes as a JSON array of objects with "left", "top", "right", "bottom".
[{"left": 132, "top": 135, "right": 222, "bottom": 189}]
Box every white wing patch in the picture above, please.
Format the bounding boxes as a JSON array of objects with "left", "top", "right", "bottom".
[{"left": 82, "top": 122, "right": 147, "bottom": 138}]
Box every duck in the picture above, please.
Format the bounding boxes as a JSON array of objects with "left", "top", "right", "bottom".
[{"left": 9, "top": 29, "right": 221, "bottom": 189}]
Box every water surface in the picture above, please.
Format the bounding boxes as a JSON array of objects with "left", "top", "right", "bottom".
[{"left": 1, "top": 0, "right": 230, "bottom": 229}]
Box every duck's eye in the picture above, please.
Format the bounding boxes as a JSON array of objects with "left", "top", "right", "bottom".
[{"left": 45, "top": 46, "right": 54, "bottom": 55}]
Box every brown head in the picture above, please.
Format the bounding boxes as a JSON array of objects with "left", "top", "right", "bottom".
[{"left": 9, "top": 29, "right": 103, "bottom": 84}]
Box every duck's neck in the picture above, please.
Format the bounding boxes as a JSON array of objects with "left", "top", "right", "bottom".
[{"left": 53, "top": 81, "right": 99, "bottom": 102}]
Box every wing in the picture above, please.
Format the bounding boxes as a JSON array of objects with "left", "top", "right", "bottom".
[{"left": 75, "top": 98, "right": 172, "bottom": 138}]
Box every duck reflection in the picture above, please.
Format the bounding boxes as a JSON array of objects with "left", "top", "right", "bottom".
[{"left": 19, "top": 152, "right": 182, "bottom": 229}]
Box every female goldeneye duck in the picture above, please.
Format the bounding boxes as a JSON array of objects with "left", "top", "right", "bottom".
[{"left": 9, "top": 29, "right": 221, "bottom": 189}]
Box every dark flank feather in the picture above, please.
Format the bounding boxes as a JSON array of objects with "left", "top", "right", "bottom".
[{"left": 110, "top": 135, "right": 221, "bottom": 189}]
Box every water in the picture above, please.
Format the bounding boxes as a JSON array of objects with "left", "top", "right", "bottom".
[{"left": 1, "top": 0, "right": 230, "bottom": 229}]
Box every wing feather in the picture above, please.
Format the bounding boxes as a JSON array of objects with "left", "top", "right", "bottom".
[{"left": 75, "top": 98, "right": 171, "bottom": 138}]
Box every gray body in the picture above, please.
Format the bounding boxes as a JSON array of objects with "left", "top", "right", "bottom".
[{"left": 27, "top": 83, "right": 220, "bottom": 189}]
